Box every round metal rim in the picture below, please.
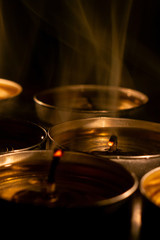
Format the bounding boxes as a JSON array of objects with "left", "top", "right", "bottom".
[
  {"left": 48, "top": 117, "right": 160, "bottom": 159},
  {"left": 34, "top": 85, "right": 149, "bottom": 114},
  {"left": 140, "top": 166, "right": 160, "bottom": 206},
  {"left": 0, "top": 120, "right": 48, "bottom": 154},
  {"left": 0, "top": 150, "right": 138, "bottom": 207},
  {"left": 0, "top": 78, "right": 23, "bottom": 100}
]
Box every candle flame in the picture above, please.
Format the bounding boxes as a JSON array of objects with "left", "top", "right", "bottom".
[
  {"left": 107, "top": 135, "right": 118, "bottom": 152},
  {"left": 108, "top": 141, "right": 114, "bottom": 147}
]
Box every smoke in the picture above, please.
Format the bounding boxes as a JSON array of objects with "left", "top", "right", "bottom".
[
  {"left": 0, "top": 0, "right": 136, "bottom": 124},
  {"left": 17, "top": 0, "right": 133, "bottom": 88},
  {"left": 53, "top": 0, "right": 133, "bottom": 87},
  {"left": 110, "top": 0, "right": 133, "bottom": 87},
  {"left": 1, "top": 0, "right": 160, "bottom": 94},
  {"left": 0, "top": 0, "right": 40, "bottom": 82}
]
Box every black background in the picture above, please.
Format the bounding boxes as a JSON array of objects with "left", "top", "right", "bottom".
[{"left": 0, "top": 0, "right": 160, "bottom": 122}]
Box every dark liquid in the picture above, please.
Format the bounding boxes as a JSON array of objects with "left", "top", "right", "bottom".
[
  {"left": 0, "top": 152, "right": 135, "bottom": 240},
  {"left": 0, "top": 157, "right": 134, "bottom": 208}
]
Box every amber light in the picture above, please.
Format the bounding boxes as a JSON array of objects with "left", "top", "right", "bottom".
[
  {"left": 108, "top": 141, "right": 114, "bottom": 147},
  {"left": 107, "top": 135, "right": 118, "bottom": 152},
  {"left": 53, "top": 149, "right": 64, "bottom": 157}
]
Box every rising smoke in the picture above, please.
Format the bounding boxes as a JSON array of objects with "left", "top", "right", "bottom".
[{"left": 0, "top": 0, "right": 133, "bottom": 88}]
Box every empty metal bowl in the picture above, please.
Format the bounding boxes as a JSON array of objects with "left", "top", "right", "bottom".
[
  {"left": 0, "top": 118, "right": 47, "bottom": 154},
  {"left": 0, "top": 78, "right": 22, "bottom": 100},
  {"left": 0, "top": 78, "right": 23, "bottom": 116},
  {"left": 34, "top": 85, "right": 148, "bottom": 126}
]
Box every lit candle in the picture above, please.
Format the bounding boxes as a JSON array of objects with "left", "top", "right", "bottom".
[
  {"left": 48, "top": 149, "right": 64, "bottom": 184},
  {"left": 49, "top": 117, "right": 160, "bottom": 178},
  {"left": 0, "top": 150, "right": 137, "bottom": 209}
]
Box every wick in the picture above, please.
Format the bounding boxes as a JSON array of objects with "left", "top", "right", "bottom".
[
  {"left": 107, "top": 135, "right": 118, "bottom": 152},
  {"left": 48, "top": 149, "right": 63, "bottom": 184},
  {"left": 45, "top": 149, "right": 64, "bottom": 205}
]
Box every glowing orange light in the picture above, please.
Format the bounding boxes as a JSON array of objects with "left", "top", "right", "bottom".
[
  {"left": 53, "top": 149, "right": 63, "bottom": 157},
  {"left": 108, "top": 141, "right": 114, "bottom": 147}
]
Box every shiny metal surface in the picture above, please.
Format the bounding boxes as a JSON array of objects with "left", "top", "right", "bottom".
[
  {"left": 0, "top": 78, "right": 23, "bottom": 116},
  {"left": 140, "top": 167, "right": 160, "bottom": 239},
  {"left": 49, "top": 117, "right": 160, "bottom": 179},
  {"left": 0, "top": 119, "right": 47, "bottom": 154},
  {"left": 140, "top": 166, "right": 160, "bottom": 207},
  {"left": 0, "top": 78, "right": 22, "bottom": 100},
  {"left": 0, "top": 150, "right": 138, "bottom": 208},
  {"left": 34, "top": 85, "right": 148, "bottom": 125}
]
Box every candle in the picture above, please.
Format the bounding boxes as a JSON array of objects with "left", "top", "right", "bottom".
[
  {"left": 0, "top": 150, "right": 138, "bottom": 238},
  {"left": 0, "top": 150, "right": 137, "bottom": 208},
  {"left": 48, "top": 117, "right": 160, "bottom": 178},
  {"left": 47, "top": 149, "right": 64, "bottom": 183}
]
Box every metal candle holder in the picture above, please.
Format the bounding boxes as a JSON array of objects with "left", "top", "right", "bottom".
[
  {"left": 34, "top": 85, "right": 148, "bottom": 126},
  {"left": 49, "top": 117, "right": 160, "bottom": 179}
]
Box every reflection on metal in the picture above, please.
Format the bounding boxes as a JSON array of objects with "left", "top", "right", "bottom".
[{"left": 130, "top": 195, "right": 142, "bottom": 240}]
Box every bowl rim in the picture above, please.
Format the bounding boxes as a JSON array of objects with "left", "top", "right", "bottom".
[
  {"left": 0, "top": 78, "right": 23, "bottom": 100},
  {"left": 48, "top": 116, "right": 160, "bottom": 159},
  {"left": 33, "top": 84, "right": 149, "bottom": 114},
  {"left": 0, "top": 149, "right": 138, "bottom": 207},
  {"left": 0, "top": 119, "right": 48, "bottom": 154},
  {"left": 140, "top": 166, "right": 160, "bottom": 207}
]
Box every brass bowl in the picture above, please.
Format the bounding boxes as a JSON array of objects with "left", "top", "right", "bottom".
[
  {"left": 140, "top": 167, "right": 160, "bottom": 208},
  {"left": 0, "top": 78, "right": 22, "bottom": 100},
  {"left": 34, "top": 85, "right": 148, "bottom": 126},
  {"left": 0, "top": 149, "right": 138, "bottom": 238},
  {"left": 0, "top": 78, "right": 23, "bottom": 116},
  {"left": 140, "top": 167, "right": 160, "bottom": 238},
  {"left": 0, "top": 118, "right": 47, "bottom": 154},
  {"left": 48, "top": 117, "right": 160, "bottom": 179},
  {"left": 0, "top": 150, "right": 137, "bottom": 208}
]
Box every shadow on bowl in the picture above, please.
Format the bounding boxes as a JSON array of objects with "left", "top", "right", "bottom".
[{"left": 0, "top": 118, "right": 47, "bottom": 154}]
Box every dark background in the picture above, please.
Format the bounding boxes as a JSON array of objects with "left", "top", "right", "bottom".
[{"left": 0, "top": 0, "right": 160, "bottom": 123}]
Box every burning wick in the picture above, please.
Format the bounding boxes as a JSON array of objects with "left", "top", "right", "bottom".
[
  {"left": 48, "top": 149, "right": 63, "bottom": 183},
  {"left": 91, "top": 135, "right": 120, "bottom": 156},
  {"left": 107, "top": 135, "right": 118, "bottom": 152},
  {"left": 47, "top": 149, "right": 64, "bottom": 196}
]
